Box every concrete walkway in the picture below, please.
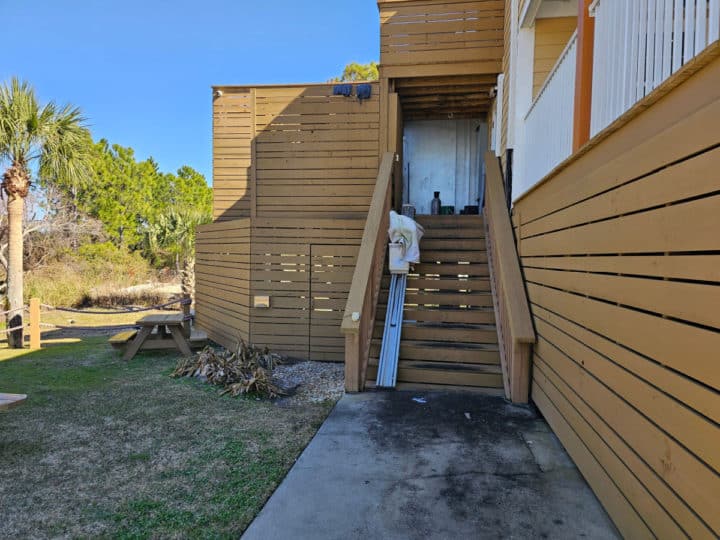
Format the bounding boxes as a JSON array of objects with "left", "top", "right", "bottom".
[{"left": 243, "top": 391, "right": 619, "bottom": 540}]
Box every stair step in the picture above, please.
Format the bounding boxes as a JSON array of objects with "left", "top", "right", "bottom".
[
  {"left": 381, "top": 276, "right": 491, "bottom": 292},
  {"left": 416, "top": 215, "right": 484, "bottom": 228},
  {"left": 402, "top": 324, "right": 497, "bottom": 344},
  {"left": 421, "top": 250, "right": 488, "bottom": 264},
  {"left": 375, "top": 306, "right": 496, "bottom": 325},
  {"left": 367, "top": 360, "right": 503, "bottom": 388},
  {"left": 402, "top": 307, "right": 496, "bottom": 325},
  {"left": 403, "top": 291, "right": 494, "bottom": 307},
  {"left": 370, "top": 339, "right": 500, "bottom": 364},
  {"left": 422, "top": 228, "right": 485, "bottom": 239},
  {"left": 407, "top": 277, "right": 491, "bottom": 291},
  {"left": 379, "top": 291, "right": 493, "bottom": 307},
  {"left": 393, "top": 383, "right": 505, "bottom": 395},
  {"left": 412, "top": 263, "right": 489, "bottom": 277},
  {"left": 421, "top": 239, "right": 486, "bottom": 251},
  {"left": 372, "top": 323, "right": 497, "bottom": 343}
]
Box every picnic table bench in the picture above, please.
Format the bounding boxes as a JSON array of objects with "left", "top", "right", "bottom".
[
  {"left": 111, "top": 313, "right": 207, "bottom": 361},
  {"left": 0, "top": 392, "right": 27, "bottom": 411}
]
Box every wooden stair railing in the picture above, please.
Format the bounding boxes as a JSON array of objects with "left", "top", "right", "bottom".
[
  {"left": 483, "top": 152, "right": 536, "bottom": 403},
  {"left": 342, "top": 152, "right": 395, "bottom": 392}
]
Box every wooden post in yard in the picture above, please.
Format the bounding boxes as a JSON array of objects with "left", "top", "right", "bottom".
[
  {"left": 573, "top": 0, "right": 595, "bottom": 152},
  {"left": 182, "top": 295, "right": 191, "bottom": 338},
  {"left": 29, "top": 298, "right": 41, "bottom": 350}
]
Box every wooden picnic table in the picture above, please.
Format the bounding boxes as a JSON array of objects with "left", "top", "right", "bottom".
[
  {"left": 0, "top": 392, "right": 27, "bottom": 411},
  {"left": 123, "top": 313, "right": 193, "bottom": 361}
]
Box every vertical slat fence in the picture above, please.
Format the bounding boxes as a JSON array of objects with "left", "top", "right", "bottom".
[
  {"left": 591, "top": 0, "right": 720, "bottom": 135},
  {"left": 521, "top": 32, "right": 577, "bottom": 194}
]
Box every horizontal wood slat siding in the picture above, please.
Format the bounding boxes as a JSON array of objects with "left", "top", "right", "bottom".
[
  {"left": 532, "top": 17, "right": 577, "bottom": 97},
  {"left": 213, "top": 90, "right": 253, "bottom": 221},
  {"left": 254, "top": 84, "right": 380, "bottom": 219},
  {"left": 512, "top": 56, "right": 720, "bottom": 539},
  {"left": 195, "top": 219, "right": 251, "bottom": 347},
  {"left": 379, "top": 0, "right": 504, "bottom": 77},
  {"left": 195, "top": 217, "right": 366, "bottom": 359},
  {"left": 250, "top": 218, "right": 365, "bottom": 361},
  {"left": 203, "top": 83, "right": 382, "bottom": 358}
]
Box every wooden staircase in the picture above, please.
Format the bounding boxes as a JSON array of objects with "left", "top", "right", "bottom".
[{"left": 366, "top": 215, "right": 504, "bottom": 392}]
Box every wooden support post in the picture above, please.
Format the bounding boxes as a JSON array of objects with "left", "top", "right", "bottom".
[
  {"left": 29, "top": 298, "right": 41, "bottom": 350},
  {"left": 344, "top": 332, "right": 360, "bottom": 392},
  {"left": 573, "top": 0, "right": 595, "bottom": 152},
  {"left": 182, "top": 295, "right": 192, "bottom": 338}
]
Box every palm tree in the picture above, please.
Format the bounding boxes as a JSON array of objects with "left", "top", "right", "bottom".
[
  {"left": 145, "top": 208, "right": 211, "bottom": 300},
  {"left": 0, "top": 78, "right": 90, "bottom": 347}
]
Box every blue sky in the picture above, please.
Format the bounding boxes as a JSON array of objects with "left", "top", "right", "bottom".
[{"left": 1, "top": 0, "right": 379, "bottom": 184}]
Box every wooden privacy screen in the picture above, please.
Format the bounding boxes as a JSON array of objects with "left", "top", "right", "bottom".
[
  {"left": 513, "top": 53, "right": 720, "bottom": 539},
  {"left": 254, "top": 85, "right": 380, "bottom": 219},
  {"left": 249, "top": 218, "right": 364, "bottom": 361},
  {"left": 212, "top": 83, "right": 380, "bottom": 221},
  {"left": 203, "top": 82, "right": 381, "bottom": 357},
  {"left": 378, "top": 0, "right": 505, "bottom": 78},
  {"left": 213, "top": 90, "right": 253, "bottom": 220},
  {"left": 195, "top": 217, "right": 365, "bottom": 361},
  {"left": 195, "top": 219, "right": 251, "bottom": 346}
]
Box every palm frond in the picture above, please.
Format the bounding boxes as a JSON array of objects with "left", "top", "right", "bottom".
[{"left": 0, "top": 77, "right": 91, "bottom": 191}]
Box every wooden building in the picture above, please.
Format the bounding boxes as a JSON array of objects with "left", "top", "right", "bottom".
[{"left": 196, "top": 1, "right": 720, "bottom": 537}]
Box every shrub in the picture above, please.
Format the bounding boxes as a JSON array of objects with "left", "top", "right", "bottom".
[{"left": 25, "top": 243, "right": 158, "bottom": 308}]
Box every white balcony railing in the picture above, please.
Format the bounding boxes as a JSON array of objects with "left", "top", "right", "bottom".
[
  {"left": 590, "top": 0, "right": 720, "bottom": 135},
  {"left": 522, "top": 31, "right": 578, "bottom": 193}
]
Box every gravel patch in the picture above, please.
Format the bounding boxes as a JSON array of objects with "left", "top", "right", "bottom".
[{"left": 273, "top": 361, "right": 345, "bottom": 403}]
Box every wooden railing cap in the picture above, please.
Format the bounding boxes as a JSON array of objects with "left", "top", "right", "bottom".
[{"left": 341, "top": 152, "right": 395, "bottom": 334}]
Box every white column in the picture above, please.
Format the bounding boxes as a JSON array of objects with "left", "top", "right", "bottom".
[{"left": 512, "top": 26, "right": 536, "bottom": 201}]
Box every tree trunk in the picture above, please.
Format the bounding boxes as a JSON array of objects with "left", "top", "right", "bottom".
[
  {"left": 180, "top": 255, "right": 195, "bottom": 301},
  {"left": 6, "top": 195, "right": 24, "bottom": 348}
]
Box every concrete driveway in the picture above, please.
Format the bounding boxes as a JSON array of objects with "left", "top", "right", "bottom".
[{"left": 243, "top": 391, "right": 618, "bottom": 540}]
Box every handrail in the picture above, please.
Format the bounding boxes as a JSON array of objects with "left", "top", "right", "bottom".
[
  {"left": 483, "top": 152, "right": 535, "bottom": 403},
  {"left": 342, "top": 152, "right": 395, "bottom": 392}
]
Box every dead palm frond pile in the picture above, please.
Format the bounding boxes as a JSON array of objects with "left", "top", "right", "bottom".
[{"left": 172, "top": 340, "right": 285, "bottom": 398}]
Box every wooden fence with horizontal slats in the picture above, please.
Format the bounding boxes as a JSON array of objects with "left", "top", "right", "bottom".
[
  {"left": 195, "top": 219, "right": 252, "bottom": 347},
  {"left": 213, "top": 90, "right": 253, "bottom": 221},
  {"left": 254, "top": 84, "right": 380, "bottom": 219},
  {"left": 512, "top": 49, "right": 720, "bottom": 539},
  {"left": 378, "top": 0, "right": 505, "bottom": 78},
  {"left": 212, "top": 83, "right": 380, "bottom": 222},
  {"left": 202, "top": 82, "right": 381, "bottom": 357},
  {"left": 195, "top": 216, "right": 366, "bottom": 360},
  {"left": 249, "top": 218, "right": 365, "bottom": 361}
]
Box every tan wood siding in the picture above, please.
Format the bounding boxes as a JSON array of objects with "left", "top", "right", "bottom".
[
  {"left": 195, "top": 219, "right": 251, "bottom": 346},
  {"left": 512, "top": 53, "right": 720, "bottom": 539},
  {"left": 249, "top": 218, "right": 365, "bottom": 360},
  {"left": 196, "top": 217, "right": 366, "bottom": 359},
  {"left": 379, "top": 0, "right": 505, "bottom": 78},
  {"left": 533, "top": 17, "right": 576, "bottom": 97},
  {"left": 253, "top": 84, "right": 380, "bottom": 219},
  {"left": 212, "top": 90, "right": 253, "bottom": 221},
  {"left": 202, "top": 83, "right": 382, "bottom": 358}
]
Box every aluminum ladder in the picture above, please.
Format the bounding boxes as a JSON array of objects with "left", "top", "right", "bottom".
[{"left": 375, "top": 273, "right": 407, "bottom": 388}]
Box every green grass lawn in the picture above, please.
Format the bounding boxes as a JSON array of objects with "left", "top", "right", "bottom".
[{"left": 0, "top": 338, "right": 334, "bottom": 539}]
